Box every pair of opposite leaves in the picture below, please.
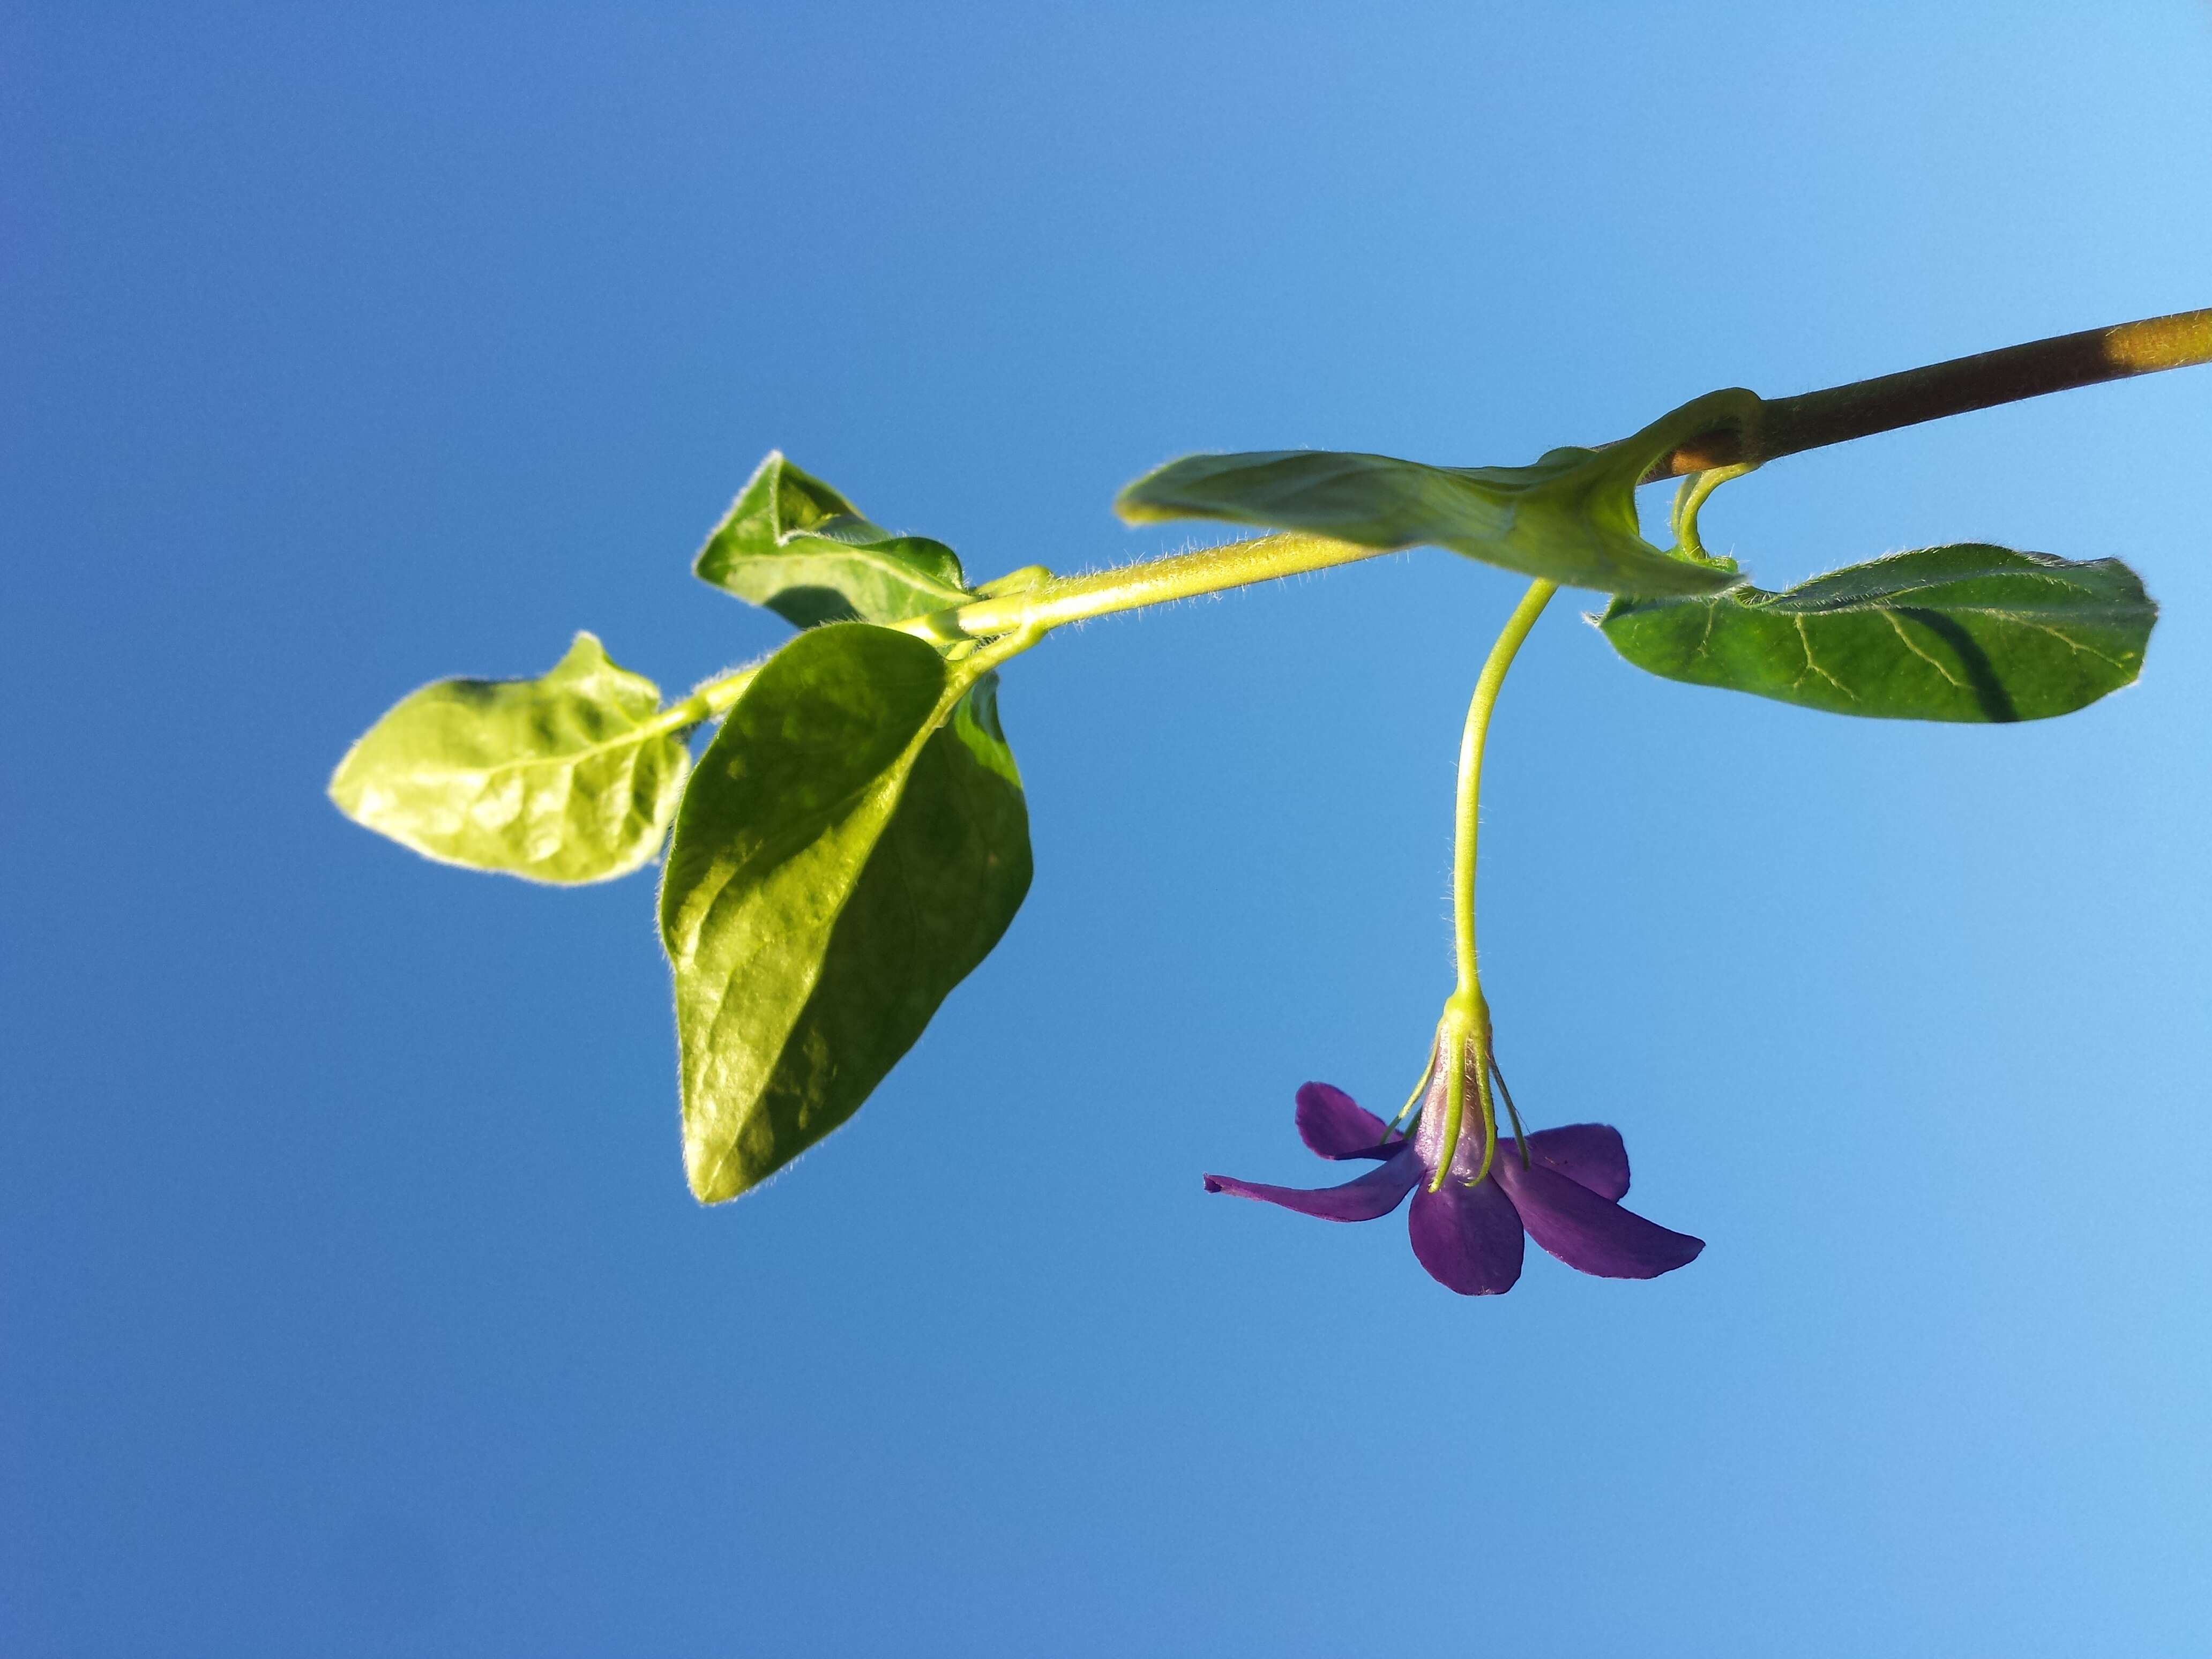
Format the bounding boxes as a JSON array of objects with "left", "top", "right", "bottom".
[
  {"left": 330, "top": 391, "right": 2158, "bottom": 1200},
  {"left": 333, "top": 458, "right": 1029, "bottom": 1202}
]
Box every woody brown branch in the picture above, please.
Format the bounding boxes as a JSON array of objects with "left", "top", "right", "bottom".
[{"left": 1642, "top": 306, "right": 2212, "bottom": 482}]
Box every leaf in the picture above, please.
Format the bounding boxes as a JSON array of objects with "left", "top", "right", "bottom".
[
  {"left": 1114, "top": 389, "right": 1758, "bottom": 597},
  {"left": 659, "top": 624, "right": 1031, "bottom": 1202},
  {"left": 329, "top": 632, "right": 691, "bottom": 884},
  {"left": 1599, "top": 544, "right": 2157, "bottom": 722},
  {"left": 694, "top": 451, "right": 974, "bottom": 626}
]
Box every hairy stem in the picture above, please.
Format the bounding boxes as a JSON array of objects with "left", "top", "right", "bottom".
[
  {"left": 660, "top": 664, "right": 763, "bottom": 732},
  {"left": 918, "top": 307, "right": 2212, "bottom": 645},
  {"left": 667, "top": 609, "right": 1055, "bottom": 730},
  {"left": 672, "top": 307, "right": 2209, "bottom": 718},
  {"left": 944, "top": 530, "right": 1382, "bottom": 638}
]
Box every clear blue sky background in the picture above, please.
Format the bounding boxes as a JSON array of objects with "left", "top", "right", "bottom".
[{"left": 6, "top": 4, "right": 2211, "bottom": 1654}]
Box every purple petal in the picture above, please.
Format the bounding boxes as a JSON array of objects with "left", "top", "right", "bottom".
[
  {"left": 1407, "top": 1176, "right": 1525, "bottom": 1295},
  {"left": 1204, "top": 1147, "right": 1422, "bottom": 1221},
  {"left": 1296, "top": 1082, "right": 1402, "bottom": 1161},
  {"left": 1504, "top": 1123, "right": 1631, "bottom": 1201},
  {"left": 1491, "top": 1157, "right": 1702, "bottom": 1280}
]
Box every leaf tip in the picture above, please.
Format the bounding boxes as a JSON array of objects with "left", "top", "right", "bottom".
[
  {"left": 1112, "top": 487, "right": 1175, "bottom": 527},
  {"left": 559, "top": 629, "right": 610, "bottom": 669},
  {"left": 684, "top": 1134, "right": 764, "bottom": 1206}
]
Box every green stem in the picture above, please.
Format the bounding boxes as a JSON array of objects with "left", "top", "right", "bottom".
[
  {"left": 657, "top": 664, "right": 762, "bottom": 733},
  {"left": 1669, "top": 462, "right": 1758, "bottom": 561},
  {"left": 663, "top": 307, "right": 2210, "bottom": 732},
  {"left": 658, "top": 532, "right": 1379, "bottom": 725},
  {"left": 1424, "top": 578, "right": 1557, "bottom": 1192},
  {"left": 943, "top": 530, "right": 1381, "bottom": 638},
  {"left": 662, "top": 603, "right": 1056, "bottom": 732},
  {"left": 1452, "top": 580, "right": 1557, "bottom": 997},
  {"left": 959, "top": 306, "right": 2212, "bottom": 641}
]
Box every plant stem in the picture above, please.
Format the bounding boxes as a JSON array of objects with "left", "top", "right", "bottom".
[
  {"left": 660, "top": 664, "right": 763, "bottom": 731},
  {"left": 664, "top": 609, "right": 1056, "bottom": 730},
  {"left": 1453, "top": 580, "right": 1558, "bottom": 998},
  {"left": 671, "top": 306, "right": 2209, "bottom": 717},
  {"left": 1425, "top": 577, "right": 1557, "bottom": 1192},
  {"left": 1645, "top": 305, "right": 2212, "bottom": 480},
  {"left": 914, "top": 305, "right": 2210, "bottom": 644},
  {"left": 943, "top": 530, "right": 1384, "bottom": 638}
]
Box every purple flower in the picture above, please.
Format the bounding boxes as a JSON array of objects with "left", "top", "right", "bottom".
[{"left": 1202, "top": 1075, "right": 1704, "bottom": 1296}]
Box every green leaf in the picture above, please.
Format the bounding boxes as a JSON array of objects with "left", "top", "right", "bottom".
[
  {"left": 659, "top": 624, "right": 1031, "bottom": 1202},
  {"left": 1114, "top": 389, "right": 1758, "bottom": 597},
  {"left": 1600, "top": 544, "right": 2157, "bottom": 722},
  {"left": 329, "top": 631, "right": 691, "bottom": 884},
  {"left": 694, "top": 451, "right": 974, "bottom": 626}
]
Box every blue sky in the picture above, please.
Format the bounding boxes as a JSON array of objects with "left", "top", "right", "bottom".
[{"left": 6, "top": 4, "right": 2211, "bottom": 1654}]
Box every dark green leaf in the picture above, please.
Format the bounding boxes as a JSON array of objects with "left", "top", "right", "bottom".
[
  {"left": 694, "top": 451, "right": 973, "bottom": 626},
  {"left": 1114, "top": 389, "right": 1758, "bottom": 597},
  {"left": 328, "top": 631, "right": 690, "bottom": 883},
  {"left": 1600, "top": 543, "right": 2156, "bottom": 721},
  {"left": 659, "top": 624, "right": 1030, "bottom": 1202}
]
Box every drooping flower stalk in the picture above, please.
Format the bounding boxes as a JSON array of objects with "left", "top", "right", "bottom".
[{"left": 1423, "top": 576, "right": 1558, "bottom": 1193}]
